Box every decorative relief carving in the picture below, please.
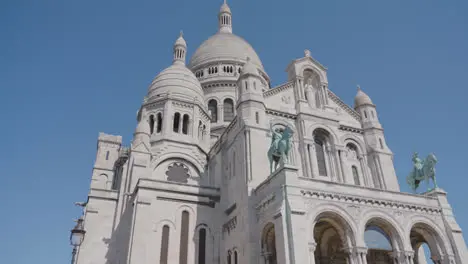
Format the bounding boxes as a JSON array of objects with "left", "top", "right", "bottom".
[
  {"left": 172, "top": 101, "right": 194, "bottom": 109},
  {"left": 347, "top": 205, "right": 362, "bottom": 221},
  {"left": 281, "top": 95, "right": 292, "bottom": 105},
  {"left": 166, "top": 162, "right": 190, "bottom": 183}
]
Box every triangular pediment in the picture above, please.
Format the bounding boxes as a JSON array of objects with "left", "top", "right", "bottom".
[
  {"left": 264, "top": 82, "right": 296, "bottom": 113},
  {"left": 327, "top": 90, "right": 361, "bottom": 122},
  {"left": 131, "top": 140, "right": 151, "bottom": 153}
]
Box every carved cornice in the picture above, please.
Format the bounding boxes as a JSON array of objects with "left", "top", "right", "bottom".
[
  {"left": 339, "top": 125, "right": 363, "bottom": 134},
  {"left": 157, "top": 196, "right": 215, "bottom": 208},
  {"left": 202, "top": 82, "right": 237, "bottom": 90},
  {"left": 327, "top": 90, "right": 361, "bottom": 121},
  {"left": 264, "top": 81, "right": 295, "bottom": 97},
  {"left": 265, "top": 109, "right": 297, "bottom": 120},
  {"left": 172, "top": 101, "right": 194, "bottom": 109},
  {"left": 300, "top": 190, "right": 442, "bottom": 215}
]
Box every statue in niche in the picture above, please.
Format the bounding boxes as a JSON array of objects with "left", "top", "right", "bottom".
[
  {"left": 267, "top": 123, "right": 294, "bottom": 174},
  {"left": 406, "top": 152, "right": 438, "bottom": 193},
  {"left": 166, "top": 162, "right": 190, "bottom": 183}
]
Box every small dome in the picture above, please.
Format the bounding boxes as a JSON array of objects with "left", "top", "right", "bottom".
[
  {"left": 354, "top": 86, "right": 374, "bottom": 107},
  {"left": 240, "top": 57, "right": 259, "bottom": 76},
  {"left": 189, "top": 33, "right": 264, "bottom": 71},
  {"left": 174, "top": 31, "right": 187, "bottom": 47},
  {"left": 147, "top": 64, "right": 204, "bottom": 103}
]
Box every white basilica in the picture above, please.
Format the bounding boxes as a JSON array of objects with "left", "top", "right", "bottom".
[{"left": 74, "top": 2, "right": 467, "bottom": 264}]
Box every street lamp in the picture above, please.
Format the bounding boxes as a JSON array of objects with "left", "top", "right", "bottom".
[{"left": 70, "top": 217, "right": 86, "bottom": 264}]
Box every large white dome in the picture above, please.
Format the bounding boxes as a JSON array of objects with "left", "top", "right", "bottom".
[
  {"left": 188, "top": 32, "right": 264, "bottom": 71},
  {"left": 147, "top": 64, "right": 204, "bottom": 103}
]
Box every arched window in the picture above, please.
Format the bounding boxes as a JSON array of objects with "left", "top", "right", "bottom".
[
  {"left": 105, "top": 151, "right": 109, "bottom": 160},
  {"left": 198, "top": 121, "right": 203, "bottom": 140},
  {"left": 364, "top": 110, "right": 368, "bottom": 118},
  {"left": 234, "top": 251, "right": 238, "bottom": 264},
  {"left": 173, "top": 112, "right": 180, "bottom": 133},
  {"left": 149, "top": 115, "right": 155, "bottom": 134},
  {"left": 346, "top": 143, "right": 358, "bottom": 160},
  {"left": 157, "top": 113, "right": 163, "bottom": 133},
  {"left": 352, "top": 166, "right": 360, "bottom": 185},
  {"left": 208, "top": 99, "right": 218, "bottom": 123},
  {"left": 244, "top": 81, "right": 248, "bottom": 91},
  {"left": 371, "top": 110, "right": 375, "bottom": 118},
  {"left": 224, "top": 98, "right": 234, "bottom": 122},
  {"left": 253, "top": 81, "right": 257, "bottom": 90},
  {"left": 179, "top": 211, "right": 189, "bottom": 264},
  {"left": 160, "top": 225, "right": 170, "bottom": 264},
  {"left": 202, "top": 124, "right": 206, "bottom": 139},
  {"left": 379, "top": 138, "right": 384, "bottom": 149},
  {"left": 198, "top": 228, "right": 206, "bottom": 264},
  {"left": 314, "top": 134, "right": 328, "bottom": 176},
  {"left": 227, "top": 251, "right": 232, "bottom": 264},
  {"left": 255, "top": 112, "right": 259, "bottom": 124},
  {"left": 182, "top": 114, "right": 189, "bottom": 135}
]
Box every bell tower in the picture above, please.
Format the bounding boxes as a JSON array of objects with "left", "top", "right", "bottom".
[{"left": 354, "top": 86, "right": 399, "bottom": 191}]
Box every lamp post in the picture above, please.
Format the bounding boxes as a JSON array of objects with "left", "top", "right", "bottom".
[{"left": 70, "top": 217, "right": 86, "bottom": 264}]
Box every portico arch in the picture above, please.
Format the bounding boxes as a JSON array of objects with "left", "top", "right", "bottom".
[
  {"left": 362, "top": 214, "right": 405, "bottom": 264},
  {"left": 261, "top": 222, "right": 277, "bottom": 264},
  {"left": 310, "top": 210, "right": 357, "bottom": 264},
  {"left": 409, "top": 220, "right": 451, "bottom": 264}
]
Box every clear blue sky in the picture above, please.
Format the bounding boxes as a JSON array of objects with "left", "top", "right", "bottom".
[{"left": 1, "top": 0, "right": 467, "bottom": 263}]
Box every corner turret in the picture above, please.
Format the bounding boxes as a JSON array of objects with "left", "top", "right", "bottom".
[
  {"left": 236, "top": 57, "right": 267, "bottom": 127},
  {"left": 354, "top": 86, "right": 399, "bottom": 191}
]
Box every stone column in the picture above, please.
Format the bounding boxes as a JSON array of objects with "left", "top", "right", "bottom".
[
  {"left": 308, "top": 242, "right": 316, "bottom": 264},
  {"left": 358, "top": 155, "right": 369, "bottom": 187},
  {"left": 325, "top": 145, "right": 335, "bottom": 181},
  {"left": 163, "top": 100, "right": 172, "bottom": 136},
  {"left": 322, "top": 83, "right": 329, "bottom": 105},
  {"left": 304, "top": 143, "right": 312, "bottom": 178},
  {"left": 403, "top": 251, "right": 415, "bottom": 264},
  {"left": 262, "top": 252, "right": 272, "bottom": 264},
  {"left": 343, "top": 248, "right": 355, "bottom": 264},
  {"left": 309, "top": 139, "right": 319, "bottom": 178},
  {"left": 218, "top": 104, "right": 223, "bottom": 124},
  {"left": 334, "top": 147, "right": 344, "bottom": 183},
  {"left": 357, "top": 155, "right": 367, "bottom": 186},
  {"left": 356, "top": 248, "right": 368, "bottom": 264}
]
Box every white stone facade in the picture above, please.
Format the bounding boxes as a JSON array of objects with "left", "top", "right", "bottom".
[{"left": 74, "top": 3, "right": 467, "bottom": 264}]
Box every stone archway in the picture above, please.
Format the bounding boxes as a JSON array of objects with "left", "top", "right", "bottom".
[
  {"left": 261, "top": 223, "right": 277, "bottom": 264},
  {"left": 364, "top": 218, "right": 404, "bottom": 264},
  {"left": 313, "top": 212, "right": 356, "bottom": 264},
  {"left": 410, "top": 222, "right": 448, "bottom": 264}
]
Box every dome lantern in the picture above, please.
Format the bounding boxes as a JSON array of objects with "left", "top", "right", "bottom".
[
  {"left": 218, "top": 0, "right": 232, "bottom": 33},
  {"left": 173, "top": 31, "right": 187, "bottom": 65}
]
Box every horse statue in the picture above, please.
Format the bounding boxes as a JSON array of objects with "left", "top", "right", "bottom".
[
  {"left": 267, "top": 123, "right": 294, "bottom": 174},
  {"left": 406, "top": 152, "right": 438, "bottom": 193}
]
